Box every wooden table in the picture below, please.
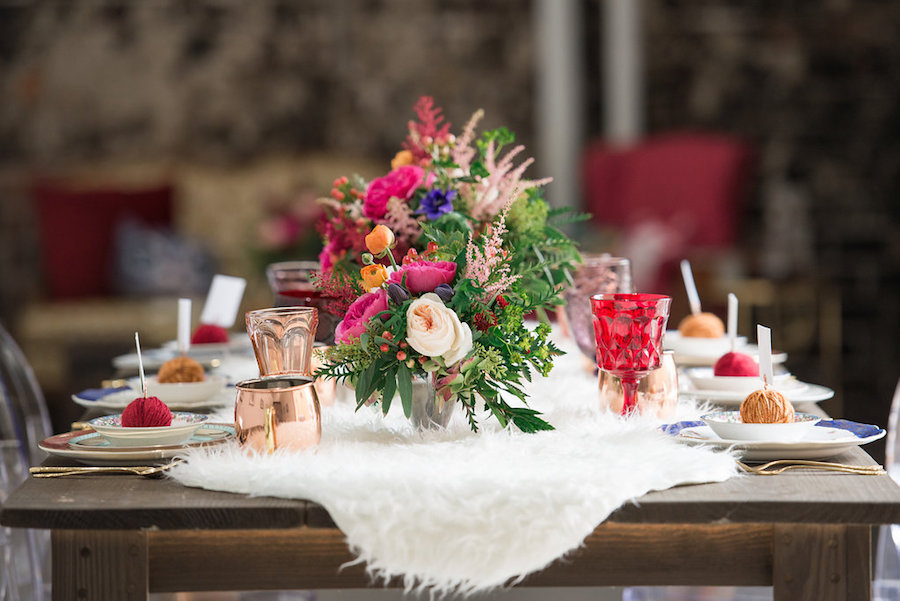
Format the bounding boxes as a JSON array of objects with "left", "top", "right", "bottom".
[{"left": 3, "top": 444, "right": 900, "bottom": 601}]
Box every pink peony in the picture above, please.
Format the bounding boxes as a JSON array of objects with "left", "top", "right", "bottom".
[
  {"left": 335, "top": 289, "right": 389, "bottom": 344},
  {"left": 388, "top": 260, "right": 457, "bottom": 294},
  {"left": 364, "top": 166, "right": 425, "bottom": 220}
]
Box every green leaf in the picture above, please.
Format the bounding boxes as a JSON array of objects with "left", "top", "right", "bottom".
[
  {"left": 381, "top": 371, "right": 397, "bottom": 415},
  {"left": 359, "top": 332, "right": 370, "bottom": 349},
  {"left": 397, "top": 363, "right": 413, "bottom": 418},
  {"left": 354, "top": 361, "right": 377, "bottom": 407}
]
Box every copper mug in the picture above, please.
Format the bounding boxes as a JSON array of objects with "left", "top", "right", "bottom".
[
  {"left": 234, "top": 376, "right": 321, "bottom": 453},
  {"left": 598, "top": 351, "right": 678, "bottom": 418}
]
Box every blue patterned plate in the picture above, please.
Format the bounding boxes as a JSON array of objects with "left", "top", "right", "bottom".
[{"left": 660, "top": 418, "right": 885, "bottom": 461}]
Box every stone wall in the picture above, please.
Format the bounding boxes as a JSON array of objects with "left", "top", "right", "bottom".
[{"left": 0, "top": 0, "right": 535, "bottom": 166}]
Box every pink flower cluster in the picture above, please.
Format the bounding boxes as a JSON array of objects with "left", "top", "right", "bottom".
[{"left": 363, "top": 166, "right": 425, "bottom": 220}]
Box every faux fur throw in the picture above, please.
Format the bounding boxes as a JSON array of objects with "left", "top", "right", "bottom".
[{"left": 172, "top": 334, "right": 736, "bottom": 595}]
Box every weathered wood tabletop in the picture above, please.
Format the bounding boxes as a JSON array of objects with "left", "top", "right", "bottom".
[{"left": 3, "top": 426, "right": 900, "bottom": 600}]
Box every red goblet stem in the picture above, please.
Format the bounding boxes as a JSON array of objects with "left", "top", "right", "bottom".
[{"left": 620, "top": 375, "right": 641, "bottom": 415}]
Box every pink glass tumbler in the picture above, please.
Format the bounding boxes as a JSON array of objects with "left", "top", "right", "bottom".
[{"left": 590, "top": 293, "right": 672, "bottom": 415}]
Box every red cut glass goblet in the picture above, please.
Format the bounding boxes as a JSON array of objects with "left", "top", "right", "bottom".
[{"left": 590, "top": 293, "right": 672, "bottom": 415}]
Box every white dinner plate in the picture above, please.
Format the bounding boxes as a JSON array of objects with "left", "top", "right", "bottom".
[
  {"left": 162, "top": 334, "right": 253, "bottom": 357},
  {"left": 660, "top": 418, "right": 885, "bottom": 461},
  {"left": 39, "top": 423, "right": 235, "bottom": 466},
  {"left": 112, "top": 349, "right": 220, "bottom": 372},
  {"left": 679, "top": 382, "right": 834, "bottom": 406},
  {"left": 72, "top": 386, "right": 235, "bottom": 411}
]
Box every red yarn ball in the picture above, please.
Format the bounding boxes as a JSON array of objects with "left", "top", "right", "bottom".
[
  {"left": 121, "top": 396, "right": 172, "bottom": 427},
  {"left": 191, "top": 324, "right": 230, "bottom": 344}
]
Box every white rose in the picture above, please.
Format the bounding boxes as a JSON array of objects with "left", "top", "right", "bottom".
[{"left": 406, "top": 293, "right": 473, "bottom": 366}]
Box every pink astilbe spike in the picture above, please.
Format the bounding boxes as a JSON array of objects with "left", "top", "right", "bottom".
[
  {"left": 464, "top": 212, "right": 520, "bottom": 303},
  {"left": 470, "top": 142, "right": 552, "bottom": 221},
  {"left": 404, "top": 96, "right": 452, "bottom": 162},
  {"left": 382, "top": 197, "right": 422, "bottom": 246},
  {"left": 451, "top": 109, "right": 484, "bottom": 171}
]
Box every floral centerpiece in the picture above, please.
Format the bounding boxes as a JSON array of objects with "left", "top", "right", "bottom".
[
  {"left": 313, "top": 97, "right": 584, "bottom": 433},
  {"left": 316, "top": 220, "right": 562, "bottom": 432},
  {"left": 314, "top": 96, "right": 583, "bottom": 318}
]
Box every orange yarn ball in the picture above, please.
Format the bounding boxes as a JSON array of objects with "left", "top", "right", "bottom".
[
  {"left": 677, "top": 312, "right": 725, "bottom": 338},
  {"left": 157, "top": 356, "right": 205, "bottom": 383},
  {"left": 740, "top": 389, "right": 795, "bottom": 424}
]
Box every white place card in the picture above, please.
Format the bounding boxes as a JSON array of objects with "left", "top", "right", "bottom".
[
  {"left": 178, "top": 298, "right": 192, "bottom": 354},
  {"left": 727, "top": 293, "right": 738, "bottom": 351},
  {"left": 199, "top": 275, "right": 247, "bottom": 328}
]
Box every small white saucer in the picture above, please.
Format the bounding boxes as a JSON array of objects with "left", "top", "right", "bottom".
[
  {"left": 686, "top": 367, "right": 796, "bottom": 393},
  {"left": 89, "top": 412, "right": 209, "bottom": 447},
  {"left": 701, "top": 411, "right": 820, "bottom": 443}
]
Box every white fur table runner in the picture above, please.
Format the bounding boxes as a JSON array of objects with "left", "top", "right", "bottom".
[{"left": 171, "top": 336, "right": 736, "bottom": 595}]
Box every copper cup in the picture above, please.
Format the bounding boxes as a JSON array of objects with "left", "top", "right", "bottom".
[
  {"left": 598, "top": 351, "right": 679, "bottom": 418},
  {"left": 246, "top": 307, "right": 318, "bottom": 377},
  {"left": 235, "top": 376, "right": 321, "bottom": 453}
]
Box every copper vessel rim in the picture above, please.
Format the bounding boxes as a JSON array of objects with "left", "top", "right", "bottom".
[
  {"left": 236, "top": 376, "right": 316, "bottom": 392},
  {"left": 246, "top": 306, "right": 318, "bottom": 318}
]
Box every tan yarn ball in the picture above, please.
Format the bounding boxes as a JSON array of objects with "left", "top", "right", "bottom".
[
  {"left": 740, "top": 389, "right": 795, "bottom": 424},
  {"left": 677, "top": 312, "right": 725, "bottom": 338},
  {"left": 157, "top": 356, "right": 205, "bottom": 383}
]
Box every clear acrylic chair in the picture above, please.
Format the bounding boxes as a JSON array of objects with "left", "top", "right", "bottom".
[
  {"left": 873, "top": 378, "right": 900, "bottom": 600},
  {"left": 0, "top": 323, "right": 52, "bottom": 466},
  {"left": 0, "top": 323, "right": 52, "bottom": 600}
]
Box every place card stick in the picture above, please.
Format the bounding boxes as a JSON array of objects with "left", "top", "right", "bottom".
[
  {"left": 680, "top": 260, "right": 702, "bottom": 316},
  {"left": 178, "top": 298, "right": 192, "bottom": 355},
  {"left": 135, "top": 332, "right": 148, "bottom": 399},
  {"left": 757, "top": 324, "right": 774, "bottom": 389},
  {"left": 727, "top": 293, "right": 738, "bottom": 352}
]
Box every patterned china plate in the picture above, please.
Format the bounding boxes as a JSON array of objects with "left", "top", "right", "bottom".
[
  {"left": 660, "top": 419, "right": 885, "bottom": 461},
  {"left": 38, "top": 423, "right": 235, "bottom": 466}
]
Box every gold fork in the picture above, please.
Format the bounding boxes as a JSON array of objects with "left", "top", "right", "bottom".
[
  {"left": 30, "top": 459, "right": 183, "bottom": 478},
  {"left": 736, "top": 459, "right": 886, "bottom": 476}
]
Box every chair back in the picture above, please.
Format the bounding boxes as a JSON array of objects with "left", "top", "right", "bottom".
[
  {"left": 0, "top": 325, "right": 50, "bottom": 600},
  {"left": 0, "top": 322, "right": 52, "bottom": 466},
  {"left": 874, "top": 378, "right": 900, "bottom": 600}
]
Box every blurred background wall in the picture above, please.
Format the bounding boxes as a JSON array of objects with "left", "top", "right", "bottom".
[{"left": 0, "top": 0, "right": 897, "bottom": 457}]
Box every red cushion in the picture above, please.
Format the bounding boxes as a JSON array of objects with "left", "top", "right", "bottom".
[
  {"left": 582, "top": 132, "right": 753, "bottom": 247},
  {"left": 33, "top": 182, "right": 174, "bottom": 299}
]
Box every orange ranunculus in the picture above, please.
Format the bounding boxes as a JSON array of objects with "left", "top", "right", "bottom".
[
  {"left": 391, "top": 150, "right": 414, "bottom": 170},
  {"left": 365, "top": 224, "right": 395, "bottom": 255},
  {"left": 360, "top": 264, "right": 389, "bottom": 289}
]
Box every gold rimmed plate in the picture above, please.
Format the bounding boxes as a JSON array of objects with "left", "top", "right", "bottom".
[{"left": 38, "top": 423, "right": 235, "bottom": 466}]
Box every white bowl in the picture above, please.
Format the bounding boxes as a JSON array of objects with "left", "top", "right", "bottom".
[
  {"left": 686, "top": 367, "right": 796, "bottom": 393},
  {"left": 701, "top": 411, "right": 821, "bottom": 443},
  {"left": 663, "top": 331, "right": 747, "bottom": 357},
  {"left": 89, "top": 412, "right": 209, "bottom": 447},
  {"left": 128, "top": 375, "right": 226, "bottom": 404}
]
